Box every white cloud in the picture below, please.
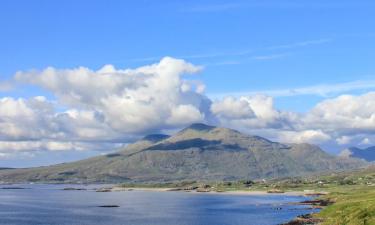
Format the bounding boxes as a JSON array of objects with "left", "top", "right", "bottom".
[
  {"left": 0, "top": 97, "right": 53, "bottom": 140},
  {"left": 303, "top": 92, "right": 375, "bottom": 132},
  {"left": 211, "top": 97, "right": 255, "bottom": 120},
  {"left": 167, "top": 104, "right": 204, "bottom": 125},
  {"left": 210, "top": 91, "right": 375, "bottom": 147},
  {"left": 2, "top": 57, "right": 375, "bottom": 159},
  {"left": 336, "top": 136, "right": 352, "bottom": 145},
  {"left": 360, "top": 138, "right": 372, "bottom": 145},
  {"left": 277, "top": 130, "right": 331, "bottom": 144},
  {"left": 292, "top": 92, "right": 375, "bottom": 145},
  {"left": 0, "top": 57, "right": 211, "bottom": 157},
  {"left": 211, "top": 95, "right": 297, "bottom": 130},
  {"left": 0, "top": 140, "right": 122, "bottom": 153},
  {"left": 0, "top": 96, "right": 118, "bottom": 143},
  {"left": 15, "top": 57, "right": 207, "bottom": 134}
]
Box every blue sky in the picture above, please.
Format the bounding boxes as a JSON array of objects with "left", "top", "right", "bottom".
[
  {"left": 1, "top": 0, "right": 375, "bottom": 167},
  {"left": 2, "top": 0, "right": 375, "bottom": 109}
]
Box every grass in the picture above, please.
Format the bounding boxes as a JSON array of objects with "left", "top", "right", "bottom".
[{"left": 317, "top": 186, "right": 375, "bottom": 225}]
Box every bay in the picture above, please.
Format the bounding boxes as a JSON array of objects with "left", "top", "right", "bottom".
[{"left": 0, "top": 184, "right": 318, "bottom": 225}]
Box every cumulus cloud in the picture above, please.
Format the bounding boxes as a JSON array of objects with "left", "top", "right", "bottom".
[
  {"left": 210, "top": 91, "right": 375, "bottom": 147},
  {"left": 210, "top": 95, "right": 330, "bottom": 144},
  {"left": 15, "top": 57, "right": 207, "bottom": 134},
  {"left": 2, "top": 57, "right": 375, "bottom": 159},
  {"left": 303, "top": 93, "right": 375, "bottom": 133},
  {"left": 167, "top": 104, "right": 204, "bottom": 125},
  {"left": 211, "top": 95, "right": 297, "bottom": 130},
  {"left": 0, "top": 97, "right": 52, "bottom": 140},
  {"left": 211, "top": 97, "right": 255, "bottom": 120},
  {"left": 277, "top": 130, "right": 331, "bottom": 144},
  {"left": 0, "top": 57, "right": 213, "bottom": 156}
]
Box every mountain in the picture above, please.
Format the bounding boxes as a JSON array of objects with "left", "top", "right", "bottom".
[
  {"left": 339, "top": 146, "right": 375, "bottom": 162},
  {"left": 0, "top": 123, "right": 365, "bottom": 184}
]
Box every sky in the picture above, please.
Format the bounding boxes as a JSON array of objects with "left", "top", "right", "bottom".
[{"left": 1, "top": 0, "right": 375, "bottom": 167}]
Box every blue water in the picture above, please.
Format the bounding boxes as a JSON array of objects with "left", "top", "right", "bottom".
[{"left": 0, "top": 184, "right": 318, "bottom": 225}]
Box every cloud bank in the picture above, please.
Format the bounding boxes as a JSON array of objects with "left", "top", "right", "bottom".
[{"left": 1, "top": 57, "right": 375, "bottom": 158}]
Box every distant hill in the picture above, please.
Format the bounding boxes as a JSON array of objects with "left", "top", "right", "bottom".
[
  {"left": 0, "top": 123, "right": 366, "bottom": 183},
  {"left": 339, "top": 146, "right": 375, "bottom": 162}
]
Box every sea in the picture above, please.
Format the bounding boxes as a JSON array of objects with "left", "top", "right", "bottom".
[{"left": 0, "top": 184, "right": 319, "bottom": 225}]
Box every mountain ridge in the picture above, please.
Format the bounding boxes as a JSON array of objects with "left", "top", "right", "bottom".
[{"left": 0, "top": 123, "right": 366, "bottom": 184}]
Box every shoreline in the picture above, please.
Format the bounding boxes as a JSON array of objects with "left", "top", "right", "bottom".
[
  {"left": 0, "top": 183, "right": 327, "bottom": 197},
  {"left": 1, "top": 183, "right": 327, "bottom": 198},
  {"left": 109, "top": 186, "right": 324, "bottom": 197}
]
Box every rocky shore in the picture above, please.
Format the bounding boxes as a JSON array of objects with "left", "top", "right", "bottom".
[
  {"left": 282, "top": 198, "right": 334, "bottom": 225},
  {"left": 281, "top": 214, "right": 323, "bottom": 225}
]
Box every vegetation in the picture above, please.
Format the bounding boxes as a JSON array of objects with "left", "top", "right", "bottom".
[
  {"left": 318, "top": 186, "right": 375, "bottom": 225},
  {"left": 313, "top": 166, "right": 375, "bottom": 225}
]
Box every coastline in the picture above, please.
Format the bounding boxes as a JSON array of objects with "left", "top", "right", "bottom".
[
  {"left": 0, "top": 183, "right": 322, "bottom": 196},
  {"left": 109, "top": 186, "right": 323, "bottom": 197}
]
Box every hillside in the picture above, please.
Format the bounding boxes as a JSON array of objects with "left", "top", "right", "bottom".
[{"left": 0, "top": 123, "right": 366, "bottom": 183}]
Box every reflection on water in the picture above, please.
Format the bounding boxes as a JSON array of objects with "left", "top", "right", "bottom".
[{"left": 0, "top": 184, "right": 318, "bottom": 225}]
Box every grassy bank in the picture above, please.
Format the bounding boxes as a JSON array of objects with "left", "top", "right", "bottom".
[
  {"left": 316, "top": 186, "right": 375, "bottom": 225},
  {"left": 278, "top": 166, "right": 375, "bottom": 225}
]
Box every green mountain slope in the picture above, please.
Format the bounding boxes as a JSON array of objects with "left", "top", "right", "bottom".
[{"left": 0, "top": 124, "right": 366, "bottom": 183}]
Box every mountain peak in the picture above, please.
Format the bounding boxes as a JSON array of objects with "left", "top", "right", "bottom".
[{"left": 185, "top": 123, "right": 216, "bottom": 131}]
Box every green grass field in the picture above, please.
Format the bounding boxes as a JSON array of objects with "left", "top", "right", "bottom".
[{"left": 317, "top": 186, "right": 375, "bottom": 225}]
